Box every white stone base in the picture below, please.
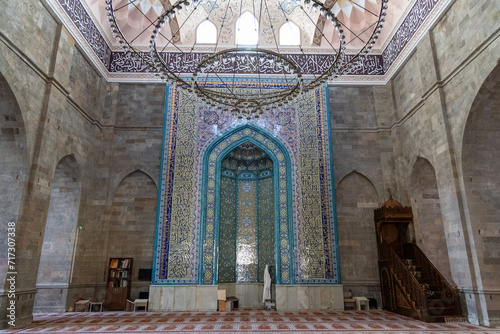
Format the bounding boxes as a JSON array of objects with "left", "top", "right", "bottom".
[
  {"left": 33, "top": 285, "right": 69, "bottom": 313},
  {"left": 217, "top": 283, "right": 263, "bottom": 307},
  {"left": 149, "top": 284, "right": 344, "bottom": 311},
  {"left": 148, "top": 285, "right": 218, "bottom": 311},
  {"left": 276, "top": 284, "right": 344, "bottom": 310}
]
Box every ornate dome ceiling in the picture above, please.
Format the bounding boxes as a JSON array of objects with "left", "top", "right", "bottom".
[
  {"left": 47, "top": 0, "right": 449, "bottom": 82},
  {"left": 86, "top": 0, "right": 411, "bottom": 52},
  {"left": 225, "top": 142, "right": 269, "bottom": 161},
  {"left": 222, "top": 142, "right": 273, "bottom": 170}
]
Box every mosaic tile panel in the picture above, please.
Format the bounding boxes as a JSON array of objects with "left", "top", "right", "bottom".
[
  {"left": 236, "top": 179, "right": 258, "bottom": 282},
  {"left": 295, "top": 91, "right": 326, "bottom": 280},
  {"left": 258, "top": 175, "right": 275, "bottom": 282},
  {"left": 315, "top": 89, "right": 336, "bottom": 279},
  {"left": 218, "top": 176, "right": 237, "bottom": 283},
  {"left": 154, "top": 78, "right": 339, "bottom": 285},
  {"left": 200, "top": 125, "right": 292, "bottom": 285},
  {"left": 166, "top": 89, "right": 198, "bottom": 280},
  {"left": 154, "top": 86, "right": 200, "bottom": 284}
]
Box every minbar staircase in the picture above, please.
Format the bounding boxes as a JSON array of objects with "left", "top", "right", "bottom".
[{"left": 380, "top": 241, "right": 462, "bottom": 322}]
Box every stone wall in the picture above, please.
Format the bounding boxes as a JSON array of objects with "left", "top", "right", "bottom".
[
  {"left": 335, "top": 172, "right": 380, "bottom": 305},
  {"left": 34, "top": 155, "right": 81, "bottom": 313},
  {"left": 381, "top": 0, "right": 499, "bottom": 325},
  {"left": 461, "top": 65, "right": 500, "bottom": 323},
  {"left": 1, "top": 1, "right": 108, "bottom": 322},
  {"left": 409, "top": 157, "right": 452, "bottom": 282},
  {"left": 0, "top": 1, "right": 164, "bottom": 327},
  {"left": 328, "top": 0, "right": 500, "bottom": 325},
  {"left": 104, "top": 171, "right": 157, "bottom": 300}
]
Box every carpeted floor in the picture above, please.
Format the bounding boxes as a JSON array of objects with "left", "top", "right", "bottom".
[{"left": 4, "top": 309, "right": 498, "bottom": 333}]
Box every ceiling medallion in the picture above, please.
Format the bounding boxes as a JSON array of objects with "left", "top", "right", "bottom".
[
  {"left": 279, "top": 0, "right": 300, "bottom": 15},
  {"left": 200, "top": 0, "right": 218, "bottom": 14},
  {"left": 106, "top": 0, "right": 388, "bottom": 119}
]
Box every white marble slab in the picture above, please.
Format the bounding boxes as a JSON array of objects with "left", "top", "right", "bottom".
[
  {"left": 276, "top": 285, "right": 344, "bottom": 310},
  {"left": 149, "top": 285, "right": 218, "bottom": 311}
]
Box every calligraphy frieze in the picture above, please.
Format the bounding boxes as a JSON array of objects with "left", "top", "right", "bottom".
[
  {"left": 383, "top": 0, "right": 440, "bottom": 72},
  {"left": 294, "top": 91, "right": 326, "bottom": 280},
  {"left": 166, "top": 91, "right": 198, "bottom": 280},
  {"left": 57, "top": 0, "right": 112, "bottom": 68},
  {"left": 109, "top": 51, "right": 384, "bottom": 76}
]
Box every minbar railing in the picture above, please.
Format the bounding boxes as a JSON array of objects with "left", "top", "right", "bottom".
[
  {"left": 411, "top": 241, "right": 461, "bottom": 318},
  {"left": 379, "top": 243, "right": 461, "bottom": 322}
]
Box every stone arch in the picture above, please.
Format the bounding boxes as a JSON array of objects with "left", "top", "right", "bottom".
[
  {"left": 336, "top": 171, "right": 380, "bottom": 303},
  {"left": 107, "top": 170, "right": 157, "bottom": 299},
  {"left": 111, "top": 167, "right": 158, "bottom": 198},
  {"left": 409, "top": 157, "right": 452, "bottom": 282},
  {"left": 199, "top": 125, "right": 294, "bottom": 285},
  {"left": 34, "top": 155, "right": 81, "bottom": 312},
  {"left": 0, "top": 72, "right": 28, "bottom": 297},
  {"left": 335, "top": 168, "right": 384, "bottom": 203},
  {"left": 462, "top": 63, "right": 500, "bottom": 294}
]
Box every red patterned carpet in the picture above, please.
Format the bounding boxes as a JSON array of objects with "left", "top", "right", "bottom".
[{"left": 4, "top": 310, "right": 498, "bottom": 333}]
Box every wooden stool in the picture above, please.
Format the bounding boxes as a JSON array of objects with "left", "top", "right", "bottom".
[
  {"left": 126, "top": 299, "right": 148, "bottom": 311},
  {"left": 354, "top": 296, "right": 370, "bottom": 310},
  {"left": 89, "top": 301, "right": 103, "bottom": 312},
  {"left": 132, "top": 299, "right": 148, "bottom": 311}
]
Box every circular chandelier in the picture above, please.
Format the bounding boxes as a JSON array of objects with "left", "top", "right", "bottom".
[{"left": 106, "top": 0, "right": 388, "bottom": 119}]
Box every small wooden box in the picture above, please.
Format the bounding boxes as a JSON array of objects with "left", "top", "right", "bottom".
[
  {"left": 218, "top": 299, "right": 226, "bottom": 312},
  {"left": 74, "top": 299, "right": 90, "bottom": 312}
]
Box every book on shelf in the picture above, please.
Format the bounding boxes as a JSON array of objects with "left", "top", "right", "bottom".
[{"left": 110, "top": 259, "right": 119, "bottom": 268}]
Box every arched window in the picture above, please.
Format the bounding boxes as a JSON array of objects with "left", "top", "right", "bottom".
[
  {"left": 279, "top": 21, "right": 300, "bottom": 45},
  {"left": 196, "top": 20, "right": 217, "bottom": 44},
  {"left": 235, "top": 12, "right": 259, "bottom": 45}
]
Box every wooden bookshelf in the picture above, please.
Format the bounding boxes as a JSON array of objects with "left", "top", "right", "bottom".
[{"left": 104, "top": 258, "right": 133, "bottom": 310}]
